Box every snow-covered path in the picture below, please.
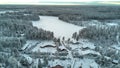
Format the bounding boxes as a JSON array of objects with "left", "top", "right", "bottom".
[{"left": 32, "top": 16, "right": 84, "bottom": 39}]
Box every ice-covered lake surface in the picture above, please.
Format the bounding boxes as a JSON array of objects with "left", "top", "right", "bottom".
[{"left": 32, "top": 16, "right": 84, "bottom": 39}]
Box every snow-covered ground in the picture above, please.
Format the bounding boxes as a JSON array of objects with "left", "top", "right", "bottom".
[
  {"left": 32, "top": 41, "right": 57, "bottom": 53},
  {"left": 20, "top": 16, "right": 101, "bottom": 68},
  {"left": 21, "top": 40, "right": 39, "bottom": 50},
  {"left": 32, "top": 16, "right": 84, "bottom": 39},
  {"left": 48, "top": 58, "right": 99, "bottom": 68},
  {"left": 69, "top": 39, "right": 95, "bottom": 50},
  {"left": 106, "top": 23, "right": 118, "bottom": 26},
  {"left": 23, "top": 39, "right": 100, "bottom": 68}
]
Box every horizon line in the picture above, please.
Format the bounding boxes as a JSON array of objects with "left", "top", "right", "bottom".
[{"left": 0, "top": 1, "right": 120, "bottom": 5}]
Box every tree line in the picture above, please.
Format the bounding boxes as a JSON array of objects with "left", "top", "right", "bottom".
[{"left": 72, "top": 25, "right": 120, "bottom": 46}]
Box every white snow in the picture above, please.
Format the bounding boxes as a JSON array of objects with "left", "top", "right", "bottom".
[
  {"left": 48, "top": 58, "right": 99, "bottom": 68},
  {"left": 24, "top": 14, "right": 30, "bottom": 16},
  {"left": 104, "top": 56, "right": 111, "bottom": 60},
  {"left": 22, "top": 15, "right": 100, "bottom": 68},
  {"left": 33, "top": 59, "right": 39, "bottom": 68},
  {"left": 74, "top": 58, "right": 99, "bottom": 68},
  {"left": 21, "top": 40, "right": 39, "bottom": 50},
  {"left": 68, "top": 39, "right": 95, "bottom": 50},
  {"left": 111, "top": 45, "right": 120, "bottom": 50},
  {"left": 112, "top": 60, "right": 119, "bottom": 63},
  {"left": 32, "top": 16, "right": 84, "bottom": 39},
  {"left": 73, "top": 48, "right": 101, "bottom": 56},
  {"left": 88, "top": 20, "right": 102, "bottom": 26},
  {"left": 32, "top": 41, "right": 57, "bottom": 53},
  {"left": 0, "top": 10, "right": 18, "bottom": 14},
  {"left": 39, "top": 41, "right": 55, "bottom": 47},
  {"left": 81, "top": 41, "right": 95, "bottom": 49},
  {"left": 58, "top": 45, "right": 66, "bottom": 50},
  {"left": 106, "top": 23, "right": 118, "bottom": 26},
  {"left": 22, "top": 54, "right": 33, "bottom": 64},
  {"left": 48, "top": 59, "right": 72, "bottom": 68}
]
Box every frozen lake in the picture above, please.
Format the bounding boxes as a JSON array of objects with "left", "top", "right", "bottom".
[{"left": 32, "top": 16, "right": 84, "bottom": 39}]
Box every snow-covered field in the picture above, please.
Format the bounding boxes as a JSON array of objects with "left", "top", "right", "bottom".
[{"left": 32, "top": 16, "right": 84, "bottom": 39}]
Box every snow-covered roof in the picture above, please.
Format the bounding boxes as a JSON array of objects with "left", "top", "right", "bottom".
[
  {"left": 31, "top": 41, "right": 57, "bottom": 53},
  {"left": 39, "top": 41, "right": 56, "bottom": 47},
  {"left": 58, "top": 45, "right": 66, "bottom": 50}
]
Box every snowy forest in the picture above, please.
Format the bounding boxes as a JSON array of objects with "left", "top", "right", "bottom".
[{"left": 0, "top": 5, "right": 120, "bottom": 68}]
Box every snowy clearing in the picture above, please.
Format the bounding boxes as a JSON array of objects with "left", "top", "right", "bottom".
[{"left": 48, "top": 58, "right": 99, "bottom": 68}]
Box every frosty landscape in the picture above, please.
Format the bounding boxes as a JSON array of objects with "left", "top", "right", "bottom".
[{"left": 0, "top": 5, "right": 120, "bottom": 68}]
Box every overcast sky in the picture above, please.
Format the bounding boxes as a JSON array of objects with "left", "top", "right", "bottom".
[{"left": 0, "top": 0, "right": 120, "bottom": 5}]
